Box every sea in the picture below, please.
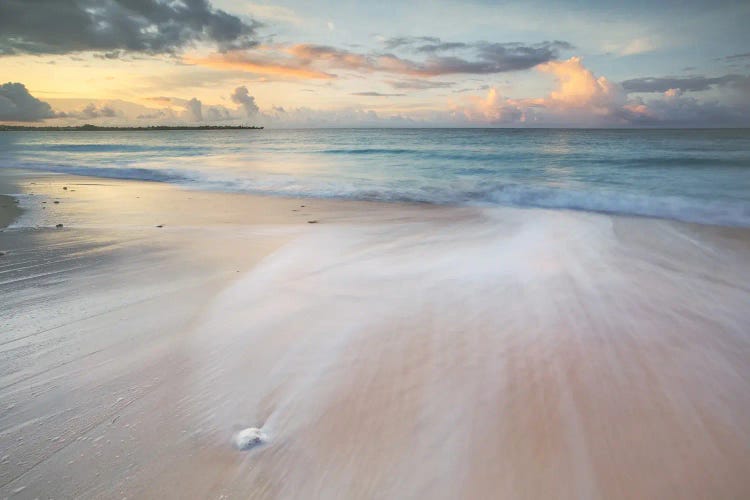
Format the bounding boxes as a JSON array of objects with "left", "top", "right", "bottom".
[{"left": 1, "top": 128, "right": 749, "bottom": 226}]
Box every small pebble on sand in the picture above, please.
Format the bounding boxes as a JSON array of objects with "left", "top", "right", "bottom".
[{"left": 233, "top": 428, "right": 267, "bottom": 450}]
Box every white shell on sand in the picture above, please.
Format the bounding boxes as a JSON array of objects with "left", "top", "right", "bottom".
[{"left": 233, "top": 427, "right": 267, "bottom": 450}]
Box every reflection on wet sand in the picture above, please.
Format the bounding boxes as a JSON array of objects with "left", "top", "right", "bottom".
[{"left": 189, "top": 209, "right": 750, "bottom": 499}]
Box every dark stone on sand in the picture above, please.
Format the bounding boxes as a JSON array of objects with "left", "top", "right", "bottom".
[
  {"left": 307, "top": 220, "right": 318, "bottom": 224},
  {"left": 63, "top": 186, "right": 68, "bottom": 190},
  {"left": 54, "top": 201, "right": 60, "bottom": 204},
  {"left": 55, "top": 223, "right": 63, "bottom": 228},
  {"left": 156, "top": 224, "right": 164, "bottom": 228}
]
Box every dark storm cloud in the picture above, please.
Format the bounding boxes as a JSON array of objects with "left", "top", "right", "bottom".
[
  {"left": 621, "top": 74, "right": 750, "bottom": 93},
  {"left": 0, "top": 82, "right": 56, "bottom": 121},
  {"left": 0, "top": 0, "right": 261, "bottom": 56}
]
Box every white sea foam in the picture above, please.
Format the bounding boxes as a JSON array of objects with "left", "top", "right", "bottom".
[{"left": 2, "top": 129, "right": 749, "bottom": 226}]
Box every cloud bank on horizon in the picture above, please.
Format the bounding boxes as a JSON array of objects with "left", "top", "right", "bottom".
[{"left": 0, "top": 0, "right": 748, "bottom": 127}]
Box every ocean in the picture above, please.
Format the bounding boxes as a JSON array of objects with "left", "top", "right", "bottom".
[{"left": 1, "top": 128, "right": 749, "bottom": 226}]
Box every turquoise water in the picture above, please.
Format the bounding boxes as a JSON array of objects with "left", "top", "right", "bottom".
[{"left": 1, "top": 128, "right": 749, "bottom": 226}]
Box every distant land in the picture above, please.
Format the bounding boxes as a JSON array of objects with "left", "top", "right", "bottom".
[{"left": 0, "top": 124, "right": 263, "bottom": 131}]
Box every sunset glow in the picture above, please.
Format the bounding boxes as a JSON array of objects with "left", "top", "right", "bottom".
[{"left": 1, "top": 0, "right": 749, "bottom": 127}]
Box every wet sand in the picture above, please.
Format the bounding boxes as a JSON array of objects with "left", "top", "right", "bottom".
[
  {"left": 2, "top": 173, "right": 750, "bottom": 499},
  {"left": 0, "top": 195, "right": 21, "bottom": 229}
]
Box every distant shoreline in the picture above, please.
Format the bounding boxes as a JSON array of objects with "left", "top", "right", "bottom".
[{"left": 0, "top": 124, "right": 263, "bottom": 131}]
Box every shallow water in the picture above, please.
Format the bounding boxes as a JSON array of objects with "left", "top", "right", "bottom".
[{"left": 1, "top": 128, "right": 749, "bottom": 226}]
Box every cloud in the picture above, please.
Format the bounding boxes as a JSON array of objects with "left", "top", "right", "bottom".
[
  {"left": 723, "top": 52, "right": 750, "bottom": 61},
  {"left": 621, "top": 74, "right": 750, "bottom": 93},
  {"left": 384, "top": 36, "right": 573, "bottom": 56},
  {"left": 382, "top": 37, "right": 469, "bottom": 54},
  {"left": 624, "top": 90, "right": 750, "bottom": 126},
  {"left": 185, "top": 51, "right": 335, "bottom": 80},
  {"left": 77, "top": 103, "right": 117, "bottom": 119},
  {"left": 453, "top": 85, "right": 491, "bottom": 93},
  {"left": 0, "top": 82, "right": 56, "bottom": 122},
  {"left": 186, "top": 98, "right": 203, "bottom": 122},
  {"left": 55, "top": 103, "right": 119, "bottom": 120},
  {"left": 205, "top": 106, "right": 231, "bottom": 121},
  {"left": 261, "top": 106, "right": 417, "bottom": 128},
  {"left": 0, "top": 0, "right": 260, "bottom": 56},
  {"left": 242, "top": 3, "right": 302, "bottom": 26},
  {"left": 603, "top": 37, "right": 658, "bottom": 56},
  {"left": 453, "top": 58, "right": 627, "bottom": 125},
  {"left": 535, "top": 57, "right": 625, "bottom": 115},
  {"left": 383, "top": 36, "right": 441, "bottom": 50},
  {"left": 388, "top": 79, "right": 454, "bottom": 90},
  {"left": 190, "top": 39, "right": 572, "bottom": 80},
  {"left": 146, "top": 93, "right": 253, "bottom": 122},
  {"left": 136, "top": 109, "right": 172, "bottom": 120},
  {"left": 351, "top": 92, "right": 407, "bottom": 97},
  {"left": 231, "top": 86, "right": 259, "bottom": 116},
  {"left": 140, "top": 95, "right": 238, "bottom": 122},
  {"left": 292, "top": 40, "right": 572, "bottom": 76},
  {"left": 452, "top": 88, "right": 526, "bottom": 124},
  {"left": 453, "top": 58, "right": 750, "bottom": 127},
  {"left": 409, "top": 41, "right": 570, "bottom": 75}
]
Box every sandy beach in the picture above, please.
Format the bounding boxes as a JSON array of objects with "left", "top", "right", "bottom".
[{"left": 2, "top": 171, "right": 750, "bottom": 499}]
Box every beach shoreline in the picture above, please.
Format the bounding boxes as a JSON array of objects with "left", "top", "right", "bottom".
[{"left": 2, "top": 171, "right": 750, "bottom": 498}]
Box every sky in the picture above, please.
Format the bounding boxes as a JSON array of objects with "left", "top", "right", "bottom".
[{"left": 0, "top": 0, "right": 749, "bottom": 127}]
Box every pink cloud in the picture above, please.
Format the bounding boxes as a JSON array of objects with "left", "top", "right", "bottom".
[
  {"left": 454, "top": 57, "right": 641, "bottom": 126},
  {"left": 535, "top": 57, "right": 624, "bottom": 115}
]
